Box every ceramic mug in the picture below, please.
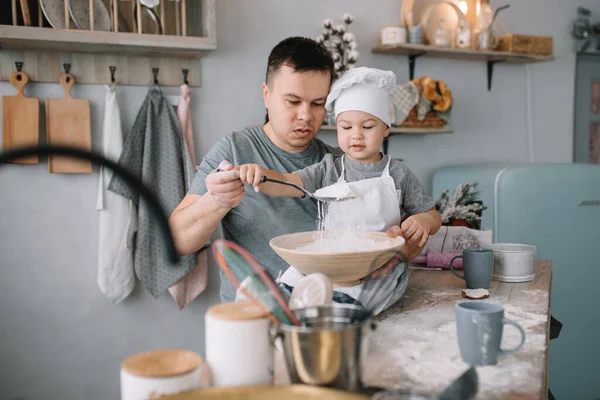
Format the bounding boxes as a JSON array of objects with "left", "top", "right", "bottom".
[
  {"left": 455, "top": 301, "right": 526, "bottom": 366},
  {"left": 449, "top": 248, "right": 493, "bottom": 289}
]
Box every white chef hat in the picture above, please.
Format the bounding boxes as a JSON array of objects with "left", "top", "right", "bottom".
[{"left": 325, "top": 67, "right": 396, "bottom": 127}]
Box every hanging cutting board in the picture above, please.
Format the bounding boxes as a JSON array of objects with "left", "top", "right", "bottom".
[
  {"left": 45, "top": 73, "right": 92, "bottom": 174},
  {"left": 1, "top": 70, "right": 39, "bottom": 164}
]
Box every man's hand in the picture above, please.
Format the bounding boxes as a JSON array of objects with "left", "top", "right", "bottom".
[
  {"left": 206, "top": 160, "right": 245, "bottom": 209},
  {"left": 238, "top": 163, "right": 266, "bottom": 192},
  {"left": 386, "top": 225, "right": 426, "bottom": 260}
]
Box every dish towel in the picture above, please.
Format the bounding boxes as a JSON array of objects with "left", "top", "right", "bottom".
[
  {"left": 277, "top": 262, "right": 408, "bottom": 316},
  {"left": 108, "top": 87, "right": 197, "bottom": 298},
  {"left": 168, "top": 84, "right": 209, "bottom": 310},
  {"left": 96, "top": 84, "right": 135, "bottom": 304}
]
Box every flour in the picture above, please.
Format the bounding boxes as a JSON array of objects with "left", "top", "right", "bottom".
[
  {"left": 314, "top": 182, "right": 361, "bottom": 200},
  {"left": 363, "top": 297, "right": 548, "bottom": 399},
  {"left": 295, "top": 233, "right": 399, "bottom": 253}
]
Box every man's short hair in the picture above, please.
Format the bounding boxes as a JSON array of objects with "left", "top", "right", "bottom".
[{"left": 265, "top": 36, "right": 335, "bottom": 87}]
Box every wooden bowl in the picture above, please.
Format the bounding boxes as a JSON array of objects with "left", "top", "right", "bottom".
[{"left": 269, "top": 231, "right": 405, "bottom": 286}]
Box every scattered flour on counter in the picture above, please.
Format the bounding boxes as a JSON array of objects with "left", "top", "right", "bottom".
[{"left": 363, "top": 298, "right": 549, "bottom": 399}]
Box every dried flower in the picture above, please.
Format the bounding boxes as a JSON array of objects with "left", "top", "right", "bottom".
[
  {"left": 343, "top": 32, "right": 355, "bottom": 43},
  {"left": 347, "top": 50, "right": 359, "bottom": 62},
  {"left": 435, "top": 182, "right": 486, "bottom": 229},
  {"left": 316, "top": 13, "right": 359, "bottom": 80}
]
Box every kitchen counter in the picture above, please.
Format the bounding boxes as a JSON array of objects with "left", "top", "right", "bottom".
[
  {"left": 274, "top": 261, "right": 552, "bottom": 400},
  {"left": 362, "top": 260, "right": 552, "bottom": 400}
]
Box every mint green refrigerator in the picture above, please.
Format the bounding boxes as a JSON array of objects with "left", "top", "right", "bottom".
[{"left": 432, "top": 163, "right": 600, "bottom": 400}]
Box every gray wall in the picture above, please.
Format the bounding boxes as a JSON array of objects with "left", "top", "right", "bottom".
[{"left": 0, "top": 1, "right": 593, "bottom": 399}]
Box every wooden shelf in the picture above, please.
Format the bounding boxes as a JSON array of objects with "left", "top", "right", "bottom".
[
  {"left": 372, "top": 43, "right": 555, "bottom": 90},
  {"left": 372, "top": 43, "right": 554, "bottom": 63},
  {"left": 320, "top": 124, "right": 452, "bottom": 135},
  {"left": 0, "top": 25, "right": 216, "bottom": 58},
  {"left": 320, "top": 124, "right": 452, "bottom": 155}
]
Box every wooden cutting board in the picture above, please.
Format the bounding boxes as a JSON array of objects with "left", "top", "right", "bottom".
[
  {"left": 1, "top": 70, "right": 40, "bottom": 164},
  {"left": 46, "top": 73, "right": 92, "bottom": 174}
]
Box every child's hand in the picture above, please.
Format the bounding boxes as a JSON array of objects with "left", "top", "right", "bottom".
[
  {"left": 238, "top": 163, "right": 265, "bottom": 191},
  {"left": 401, "top": 214, "right": 432, "bottom": 247}
]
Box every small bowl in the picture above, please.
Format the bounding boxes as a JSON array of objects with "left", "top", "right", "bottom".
[
  {"left": 269, "top": 231, "right": 405, "bottom": 286},
  {"left": 487, "top": 243, "right": 537, "bottom": 283}
]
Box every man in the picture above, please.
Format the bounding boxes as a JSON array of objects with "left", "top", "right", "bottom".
[{"left": 169, "top": 37, "right": 424, "bottom": 302}]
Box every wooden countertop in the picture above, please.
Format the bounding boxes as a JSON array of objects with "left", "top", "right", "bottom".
[{"left": 363, "top": 260, "right": 552, "bottom": 400}]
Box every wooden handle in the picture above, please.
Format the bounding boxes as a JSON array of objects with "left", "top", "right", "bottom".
[
  {"left": 19, "top": 0, "right": 31, "bottom": 26},
  {"left": 60, "top": 74, "right": 75, "bottom": 97},
  {"left": 9, "top": 71, "right": 29, "bottom": 95}
]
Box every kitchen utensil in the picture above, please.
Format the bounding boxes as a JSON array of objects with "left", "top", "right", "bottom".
[
  {"left": 1, "top": 69, "right": 39, "bottom": 164},
  {"left": 488, "top": 243, "right": 536, "bottom": 282},
  {"left": 371, "top": 365, "right": 478, "bottom": 400},
  {"left": 69, "top": 0, "right": 111, "bottom": 31},
  {"left": 19, "top": 0, "right": 32, "bottom": 26},
  {"left": 0, "top": 145, "right": 179, "bottom": 263},
  {"left": 260, "top": 176, "right": 357, "bottom": 202},
  {"left": 45, "top": 73, "right": 92, "bottom": 173},
  {"left": 438, "top": 366, "right": 478, "bottom": 400},
  {"left": 420, "top": 1, "right": 462, "bottom": 45},
  {"left": 455, "top": 301, "right": 526, "bottom": 366},
  {"left": 159, "top": 384, "right": 370, "bottom": 399},
  {"left": 212, "top": 239, "right": 300, "bottom": 325},
  {"left": 40, "top": 0, "right": 77, "bottom": 28},
  {"left": 490, "top": 4, "right": 510, "bottom": 28},
  {"left": 205, "top": 301, "right": 273, "bottom": 387},
  {"left": 288, "top": 272, "right": 333, "bottom": 310},
  {"left": 269, "top": 231, "right": 405, "bottom": 286},
  {"left": 276, "top": 304, "right": 375, "bottom": 392},
  {"left": 449, "top": 248, "right": 493, "bottom": 289}
]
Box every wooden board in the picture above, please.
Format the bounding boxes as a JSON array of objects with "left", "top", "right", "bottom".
[
  {"left": 45, "top": 73, "right": 92, "bottom": 173},
  {"left": 162, "top": 384, "right": 369, "bottom": 400},
  {"left": 1, "top": 70, "right": 39, "bottom": 163}
]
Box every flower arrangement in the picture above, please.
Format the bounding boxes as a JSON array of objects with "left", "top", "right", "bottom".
[
  {"left": 316, "top": 13, "right": 359, "bottom": 80},
  {"left": 435, "top": 182, "right": 487, "bottom": 230},
  {"left": 570, "top": 7, "right": 600, "bottom": 52}
]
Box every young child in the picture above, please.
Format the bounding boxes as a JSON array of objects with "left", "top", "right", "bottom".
[{"left": 238, "top": 66, "right": 442, "bottom": 248}]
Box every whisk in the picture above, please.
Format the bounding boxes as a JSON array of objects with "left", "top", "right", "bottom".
[{"left": 212, "top": 239, "right": 300, "bottom": 326}]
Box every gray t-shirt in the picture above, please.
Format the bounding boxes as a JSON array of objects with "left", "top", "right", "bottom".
[
  {"left": 189, "top": 126, "right": 343, "bottom": 301},
  {"left": 296, "top": 154, "right": 436, "bottom": 218}
]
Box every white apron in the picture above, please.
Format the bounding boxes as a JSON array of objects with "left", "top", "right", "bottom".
[
  {"left": 321, "top": 154, "right": 401, "bottom": 232},
  {"left": 276, "top": 155, "right": 408, "bottom": 314}
]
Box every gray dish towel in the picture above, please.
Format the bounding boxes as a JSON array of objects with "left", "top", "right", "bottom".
[{"left": 108, "top": 88, "right": 196, "bottom": 298}]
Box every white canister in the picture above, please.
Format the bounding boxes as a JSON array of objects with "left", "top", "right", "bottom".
[
  {"left": 120, "top": 349, "right": 210, "bottom": 400},
  {"left": 205, "top": 301, "right": 273, "bottom": 387},
  {"left": 489, "top": 243, "right": 537, "bottom": 283},
  {"left": 380, "top": 25, "right": 407, "bottom": 45}
]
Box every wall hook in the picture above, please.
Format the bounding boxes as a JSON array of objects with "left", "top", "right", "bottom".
[
  {"left": 152, "top": 67, "right": 159, "bottom": 85},
  {"left": 63, "top": 63, "right": 71, "bottom": 74},
  {"left": 109, "top": 66, "right": 117, "bottom": 83},
  {"left": 15, "top": 61, "right": 23, "bottom": 72},
  {"left": 182, "top": 69, "right": 189, "bottom": 85}
]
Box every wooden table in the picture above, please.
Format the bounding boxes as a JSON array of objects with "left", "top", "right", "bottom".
[{"left": 362, "top": 260, "right": 552, "bottom": 400}]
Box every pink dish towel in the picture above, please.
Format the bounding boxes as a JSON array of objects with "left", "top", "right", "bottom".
[
  {"left": 168, "top": 84, "right": 208, "bottom": 310},
  {"left": 411, "top": 252, "right": 464, "bottom": 269}
]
